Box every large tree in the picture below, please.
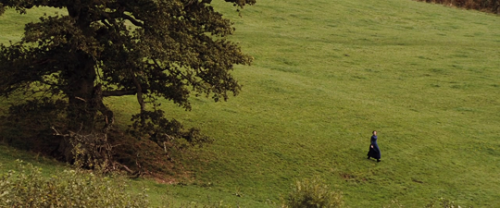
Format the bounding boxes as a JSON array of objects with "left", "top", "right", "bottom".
[{"left": 0, "top": 0, "right": 255, "bottom": 169}]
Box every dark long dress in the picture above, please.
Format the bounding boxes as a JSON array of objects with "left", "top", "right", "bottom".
[{"left": 367, "top": 135, "right": 381, "bottom": 160}]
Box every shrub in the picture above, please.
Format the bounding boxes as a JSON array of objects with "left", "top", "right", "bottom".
[
  {"left": 283, "top": 177, "right": 344, "bottom": 208},
  {"left": 414, "top": 0, "right": 500, "bottom": 14},
  {"left": 0, "top": 160, "right": 149, "bottom": 207}
]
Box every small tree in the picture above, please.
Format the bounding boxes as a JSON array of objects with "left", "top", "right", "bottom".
[{"left": 0, "top": 0, "right": 255, "bottom": 169}]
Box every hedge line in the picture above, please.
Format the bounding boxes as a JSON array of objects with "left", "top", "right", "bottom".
[{"left": 415, "top": 0, "right": 500, "bottom": 13}]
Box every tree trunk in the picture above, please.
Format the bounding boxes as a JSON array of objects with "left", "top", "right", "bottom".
[
  {"left": 66, "top": 51, "right": 98, "bottom": 133},
  {"left": 57, "top": 5, "right": 119, "bottom": 165},
  {"left": 58, "top": 51, "right": 100, "bottom": 163}
]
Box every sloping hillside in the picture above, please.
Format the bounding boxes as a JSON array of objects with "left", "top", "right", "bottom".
[{"left": 1, "top": 0, "right": 500, "bottom": 207}]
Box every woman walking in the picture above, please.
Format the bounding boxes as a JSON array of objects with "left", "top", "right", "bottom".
[{"left": 367, "top": 130, "right": 381, "bottom": 162}]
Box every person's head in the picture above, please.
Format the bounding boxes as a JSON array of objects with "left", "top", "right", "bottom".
[{"left": 372, "top": 130, "right": 377, "bottom": 135}]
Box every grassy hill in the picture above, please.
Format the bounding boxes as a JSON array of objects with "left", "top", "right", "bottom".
[{"left": 1, "top": 0, "right": 500, "bottom": 207}]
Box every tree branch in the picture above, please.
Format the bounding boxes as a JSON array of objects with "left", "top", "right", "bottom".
[
  {"left": 121, "top": 13, "right": 144, "bottom": 27},
  {"left": 102, "top": 90, "right": 137, "bottom": 97},
  {"left": 105, "top": 11, "right": 144, "bottom": 27},
  {"left": 131, "top": 73, "right": 146, "bottom": 112}
]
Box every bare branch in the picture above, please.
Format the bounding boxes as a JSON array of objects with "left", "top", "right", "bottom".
[
  {"left": 121, "top": 13, "right": 144, "bottom": 27},
  {"left": 104, "top": 11, "right": 144, "bottom": 27},
  {"left": 75, "top": 97, "right": 86, "bottom": 102}
]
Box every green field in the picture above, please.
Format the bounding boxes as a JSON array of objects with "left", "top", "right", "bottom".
[{"left": 1, "top": 0, "right": 500, "bottom": 207}]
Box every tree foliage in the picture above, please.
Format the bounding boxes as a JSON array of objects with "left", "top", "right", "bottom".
[{"left": 0, "top": 0, "right": 255, "bottom": 169}]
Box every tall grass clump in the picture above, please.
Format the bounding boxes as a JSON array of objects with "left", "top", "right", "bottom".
[
  {"left": 0, "top": 160, "right": 149, "bottom": 207},
  {"left": 283, "top": 178, "right": 344, "bottom": 208}
]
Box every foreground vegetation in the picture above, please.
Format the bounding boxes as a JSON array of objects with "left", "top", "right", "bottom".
[
  {"left": 1, "top": 160, "right": 346, "bottom": 208},
  {"left": 0, "top": 161, "right": 149, "bottom": 207},
  {"left": 2, "top": 0, "right": 500, "bottom": 207}
]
